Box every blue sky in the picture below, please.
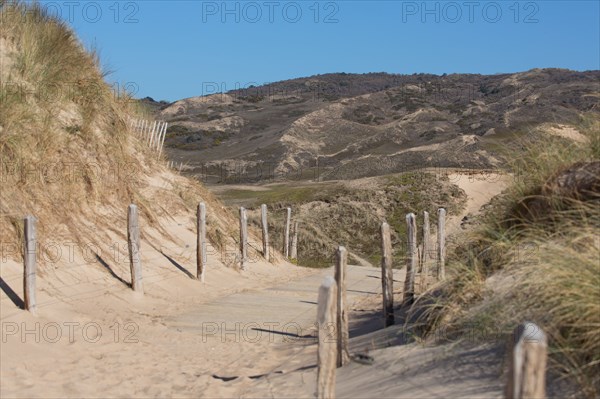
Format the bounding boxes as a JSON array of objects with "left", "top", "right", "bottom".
[{"left": 37, "top": 1, "right": 600, "bottom": 102}]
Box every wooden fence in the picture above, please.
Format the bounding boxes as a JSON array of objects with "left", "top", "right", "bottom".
[
  {"left": 17, "top": 205, "right": 445, "bottom": 310},
  {"left": 128, "top": 117, "right": 168, "bottom": 156},
  {"left": 12, "top": 203, "right": 547, "bottom": 398}
]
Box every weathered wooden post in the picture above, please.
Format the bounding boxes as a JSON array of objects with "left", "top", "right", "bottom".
[
  {"left": 403, "top": 213, "right": 417, "bottom": 306},
  {"left": 142, "top": 120, "right": 148, "bottom": 141},
  {"left": 127, "top": 204, "right": 143, "bottom": 293},
  {"left": 380, "top": 222, "right": 394, "bottom": 327},
  {"left": 23, "top": 216, "right": 37, "bottom": 313},
  {"left": 261, "top": 204, "right": 270, "bottom": 262},
  {"left": 148, "top": 120, "right": 157, "bottom": 146},
  {"left": 158, "top": 122, "right": 168, "bottom": 156},
  {"left": 140, "top": 120, "right": 146, "bottom": 139},
  {"left": 147, "top": 120, "right": 152, "bottom": 143},
  {"left": 290, "top": 221, "right": 299, "bottom": 260},
  {"left": 317, "top": 276, "right": 337, "bottom": 399},
  {"left": 155, "top": 121, "right": 161, "bottom": 148},
  {"left": 197, "top": 202, "right": 207, "bottom": 282},
  {"left": 284, "top": 207, "right": 291, "bottom": 259},
  {"left": 239, "top": 207, "right": 248, "bottom": 270},
  {"left": 421, "top": 211, "right": 430, "bottom": 289},
  {"left": 334, "top": 246, "right": 349, "bottom": 367},
  {"left": 437, "top": 208, "right": 446, "bottom": 280},
  {"left": 506, "top": 322, "right": 547, "bottom": 399}
]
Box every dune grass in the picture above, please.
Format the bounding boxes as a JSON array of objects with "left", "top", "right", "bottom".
[
  {"left": 415, "top": 114, "right": 600, "bottom": 396},
  {"left": 0, "top": 1, "right": 240, "bottom": 265}
]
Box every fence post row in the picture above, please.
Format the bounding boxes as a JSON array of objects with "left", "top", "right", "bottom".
[
  {"left": 261, "top": 204, "right": 270, "bottom": 262},
  {"left": 127, "top": 204, "right": 144, "bottom": 293},
  {"left": 239, "top": 207, "right": 248, "bottom": 270},
  {"left": 380, "top": 222, "right": 394, "bottom": 327},
  {"left": 317, "top": 276, "right": 337, "bottom": 399},
  {"left": 403, "top": 213, "right": 417, "bottom": 306},
  {"left": 335, "top": 246, "right": 349, "bottom": 367},
  {"left": 197, "top": 202, "right": 207, "bottom": 282},
  {"left": 23, "top": 215, "right": 37, "bottom": 313},
  {"left": 128, "top": 118, "right": 168, "bottom": 155}
]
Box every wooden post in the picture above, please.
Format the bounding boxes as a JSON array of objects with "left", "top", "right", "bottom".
[
  {"left": 506, "top": 322, "right": 547, "bottom": 399},
  {"left": 317, "top": 276, "right": 337, "bottom": 399},
  {"left": 146, "top": 120, "right": 151, "bottom": 143},
  {"left": 380, "top": 222, "right": 394, "bottom": 327},
  {"left": 23, "top": 216, "right": 37, "bottom": 313},
  {"left": 142, "top": 120, "right": 147, "bottom": 141},
  {"left": 284, "top": 207, "right": 291, "bottom": 259},
  {"left": 197, "top": 202, "right": 207, "bottom": 282},
  {"left": 334, "top": 246, "right": 349, "bottom": 367},
  {"left": 148, "top": 121, "right": 157, "bottom": 146},
  {"left": 154, "top": 121, "right": 163, "bottom": 151},
  {"left": 437, "top": 208, "right": 446, "bottom": 280},
  {"left": 159, "top": 122, "right": 166, "bottom": 151},
  {"left": 153, "top": 121, "right": 161, "bottom": 150},
  {"left": 290, "top": 221, "right": 299, "bottom": 260},
  {"left": 421, "top": 211, "right": 430, "bottom": 289},
  {"left": 261, "top": 204, "right": 270, "bottom": 262},
  {"left": 152, "top": 121, "right": 159, "bottom": 146},
  {"left": 239, "top": 207, "right": 248, "bottom": 270},
  {"left": 127, "top": 204, "right": 143, "bottom": 293},
  {"left": 158, "top": 122, "right": 168, "bottom": 156},
  {"left": 404, "top": 213, "right": 417, "bottom": 306}
]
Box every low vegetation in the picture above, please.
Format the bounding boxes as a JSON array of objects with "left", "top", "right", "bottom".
[
  {"left": 416, "top": 114, "right": 600, "bottom": 397},
  {"left": 222, "top": 172, "right": 466, "bottom": 268}
]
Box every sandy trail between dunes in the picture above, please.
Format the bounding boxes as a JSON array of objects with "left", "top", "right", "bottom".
[
  {"left": 445, "top": 171, "right": 510, "bottom": 235},
  {"left": 0, "top": 258, "right": 382, "bottom": 398},
  {"left": 1, "top": 170, "right": 511, "bottom": 398}
]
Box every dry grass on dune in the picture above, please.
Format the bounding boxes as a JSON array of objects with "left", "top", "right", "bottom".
[
  {"left": 415, "top": 115, "right": 600, "bottom": 397},
  {"left": 0, "top": 1, "right": 239, "bottom": 265}
]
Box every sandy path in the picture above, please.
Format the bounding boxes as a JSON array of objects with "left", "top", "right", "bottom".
[
  {"left": 173, "top": 264, "right": 383, "bottom": 397},
  {"left": 232, "top": 171, "right": 514, "bottom": 398},
  {"left": 445, "top": 171, "right": 510, "bottom": 236},
  {"left": 1, "top": 245, "right": 382, "bottom": 398},
  {"left": 1, "top": 170, "right": 513, "bottom": 398}
]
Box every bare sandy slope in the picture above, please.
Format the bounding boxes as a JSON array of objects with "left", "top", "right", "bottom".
[
  {"left": 445, "top": 171, "right": 510, "bottom": 235},
  {"left": 1, "top": 170, "right": 510, "bottom": 398}
]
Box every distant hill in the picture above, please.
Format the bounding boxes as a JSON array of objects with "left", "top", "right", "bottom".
[{"left": 157, "top": 69, "right": 599, "bottom": 182}]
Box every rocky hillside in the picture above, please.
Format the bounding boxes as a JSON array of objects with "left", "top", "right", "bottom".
[{"left": 157, "top": 70, "right": 599, "bottom": 182}]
